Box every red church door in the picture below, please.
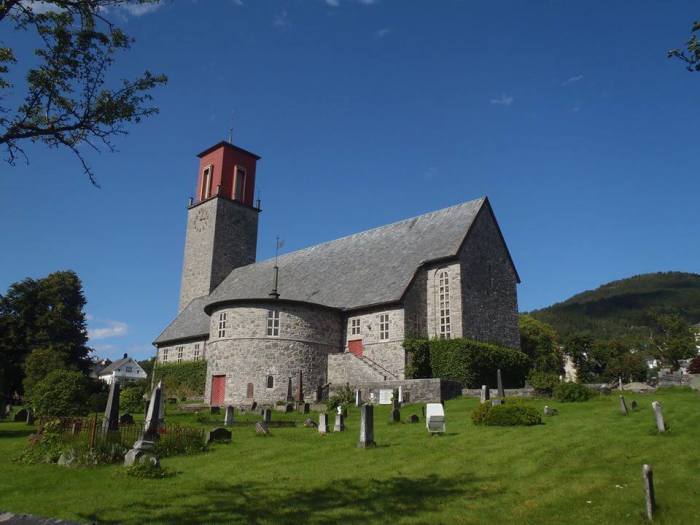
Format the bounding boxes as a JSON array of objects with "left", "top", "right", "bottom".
[
  {"left": 211, "top": 375, "right": 226, "bottom": 406},
  {"left": 348, "top": 340, "right": 363, "bottom": 357}
]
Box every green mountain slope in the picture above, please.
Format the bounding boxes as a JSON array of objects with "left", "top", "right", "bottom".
[{"left": 529, "top": 272, "right": 700, "bottom": 339}]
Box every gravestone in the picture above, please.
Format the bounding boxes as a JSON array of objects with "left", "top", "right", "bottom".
[
  {"left": 390, "top": 389, "right": 400, "bottom": 422},
  {"left": 210, "top": 406, "right": 221, "bottom": 415},
  {"left": 543, "top": 406, "right": 558, "bottom": 416},
  {"left": 619, "top": 395, "right": 629, "bottom": 416},
  {"left": 334, "top": 411, "right": 345, "bottom": 432},
  {"left": 303, "top": 418, "right": 317, "bottom": 428},
  {"left": 491, "top": 399, "right": 503, "bottom": 407},
  {"left": 286, "top": 377, "right": 294, "bottom": 402},
  {"left": 355, "top": 389, "right": 362, "bottom": 407},
  {"left": 643, "top": 464, "right": 655, "bottom": 521},
  {"left": 379, "top": 389, "right": 393, "bottom": 405},
  {"left": 480, "top": 385, "right": 490, "bottom": 404},
  {"left": 119, "top": 413, "right": 134, "bottom": 425},
  {"left": 4, "top": 403, "right": 10, "bottom": 418},
  {"left": 13, "top": 408, "right": 28, "bottom": 422},
  {"left": 426, "top": 403, "right": 445, "bottom": 434},
  {"left": 357, "top": 404, "right": 376, "bottom": 448},
  {"left": 619, "top": 377, "right": 623, "bottom": 391},
  {"left": 124, "top": 381, "right": 164, "bottom": 467},
  {"left": 255, "top": 421, "right": 269, "bottom": 435},
  {"left": 651, "top": 401, "right": 665, "bottom": 432},
  {"left": 262, "top": 408, "right": 272, "bottom": 424},
  {"left": 224, "top": 405, "right": 234, "bottom": 426},
  {"left": 102, "top": 379, "right": 121, "bottom": 433},
  {"left": 409, "top": 414, "right": 419, "bottom": 424},
  {"left": 318, "top": 413, "right": 329, "bottom": 435},
  {"left": 25, "top": 409, "right": 34, "bottom": 425},
  {"left": 205, "top": 427, "right": 232, "bottom": 444},
  {"left": 296, "top": 370, "right": 304, "bottom": 403},
  {"left": 497, "top": 369, "right": 505, "bottom": 398},
  {"left": 631, "top": 400, "right": 638, "bottom": 410},
  {"left": 298, "top": 403, "right": 310, "bottom": 414}
]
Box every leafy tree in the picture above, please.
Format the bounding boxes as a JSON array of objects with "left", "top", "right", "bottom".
[
  {"left": 0, "top": 0, "right": 167, "bottom": 185},
  {"left": 30, "top": 369, "right": 90, "bottom": 417},
  {"left": 121, "top": 381, "right": 148, "bottom": 413},
  {"left": 0, "top": 270, "right": 91, "bottom": 397},
  {"left": 519, "top": 314, "right": 563, "bottom": 374},
  {"left": 23, "top": 345, "right": 69, "bottom": 399},
  {"left": 647, "top": 312, "right": 696, "bottom": 370},
  {"left": 564, "top": 334, "right": 595, "bottom": 383},
  {"left": 668, "top": 20, "right": 700, "bottom": 71}
]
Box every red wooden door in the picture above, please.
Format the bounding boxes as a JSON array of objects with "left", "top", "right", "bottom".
[
  {"left": 348, "top": 340, "right": 363, "bottom": 357},
  {"left": 211, "top": 375, "right": 226, "bottom": 406}
]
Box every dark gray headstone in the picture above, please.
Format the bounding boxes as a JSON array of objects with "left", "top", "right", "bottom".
[
  {"left": 619, "top": 395, "right": 629, "bottom": 416},
  {"left": 296, "top": 370, "right": 304, "bottom": 402},
  {"left": 210, "top": 406, "right": 220, "bottom": 414},
  {"left": 358, "top": 404, "right": 376, "bottom": 448},
  {"left": 643, "top": 464, "right": 655, "bottom": 521},
  {"left": 287, "top": 377, "right": 294, "bottom": 402},
  {"left": 318, "top": 413, "right": 329, "bottom": 434},
  {"left": 298, "top": 403, "right": 310, "bottom": 414},
  {"left": 14, "top": 408, "right": 28, "bottom": 422},
  {"left": 143, "top": 381, "right": 163, "bottom": 438},
  {"left": 102, "top": 379, "right": 121, "bottom": 433},
  {"left": 409, "top": 414, "right": 419, "bottom": 424},
  {"left": 262, "top": 408, "right": 272, "bottom": 424},
  {"left": 119, "top": 413, "right": 134, "bottom": 425},
  {"left": 205, "top": 427, "right": 232, "bottom": 444},
  {"left": 224, "top": 405, "right": 234, "bottom": 426},
  {"left": 497, "top": 369, "right": 505, "bottom": 398},
  {"left": 631, "top": 400, "right": 638, "bottom": 410}
]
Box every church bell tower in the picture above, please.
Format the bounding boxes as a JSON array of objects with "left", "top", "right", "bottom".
[{"left": 178, "top": 141, "right": 261, "bottom": 312}]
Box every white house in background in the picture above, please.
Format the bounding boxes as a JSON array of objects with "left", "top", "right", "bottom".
[
  {"left": 693, "top": 323, "right": 700, "bottom": 353},
  {"left": 97, "top": 354, "right": 147, "bottom": 384}
]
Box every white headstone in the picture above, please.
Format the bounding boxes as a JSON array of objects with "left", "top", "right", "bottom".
[
  {"left": 379, "top": 389, "right": 393, "bottom": 405},
  {"left": 425, "top": 403, "right": 445, "bottom": 434}
]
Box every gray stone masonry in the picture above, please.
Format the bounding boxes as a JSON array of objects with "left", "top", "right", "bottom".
[
  {"left": 157, "top": 339, "right": 206, "bottom": 364},
  {"left": 332, "top": 378, "right": 462, "bottom": 404},
  {"left": 179, "top": 197, "right": 259, "bottom": 313},
  {"left": 457, "top": 202, "right": 520, "bottom": 348}
]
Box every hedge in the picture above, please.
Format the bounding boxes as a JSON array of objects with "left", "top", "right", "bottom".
[
  {"left": 471, "top": 402, "right": 542, "bottom": 426},
  {"left": 152, "top": 361, "right": 207, "bottom": 400},
  {"left": 404, "top": 337, "right": 529, "bottom": 388}
]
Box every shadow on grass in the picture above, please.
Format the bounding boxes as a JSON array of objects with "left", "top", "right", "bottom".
[
  {"left": 0, "top": 428, "right": 35, "bottom": 439},
  {"left": 80, "top": 473, "right": 499, "bottom": 524}
]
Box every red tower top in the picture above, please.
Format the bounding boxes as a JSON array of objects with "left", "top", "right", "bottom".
[{"left": 195, "top": 141, "right": 261, "bottom": 207}]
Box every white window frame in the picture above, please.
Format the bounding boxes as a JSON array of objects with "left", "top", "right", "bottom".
[
  {"left": 193, "top": 343, "right": 200, "bottom": 361},
  {"left": 234, "top": 166, "right": 247, "bottom": 202},
  {"left": 126, "top": 366, "right": 133, "bottom": 373},
  {"left": 218, "top": 312, "right": 227, "bottom": 338},
  {"left": 350, "top": 318, "right": 361, "bottom": 336},
  {"left": 438, "top": 270, "right": 451, "bottom": 339},
  {"left": 201, "top": 165, "right": 213, "bottom": 200},
  {"left": 267, "top": 310, "right": 280, "bottom": 337},
  {"left": 379, "top": 314, "right": 389, "bottom": 340},
  {"left": 177, "top": 345, "right": 184, "bottom": 362},
  {"left": 162, "top": 348, "right": 168, "bottom": 363}
]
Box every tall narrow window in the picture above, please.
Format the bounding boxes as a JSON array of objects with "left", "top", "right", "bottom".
[
  {"left": 267, "top": 375, "right": 274, "bottom": 388},
  {"left": 201, "top": 165, "right": 213, "bottom": 200},
  {"left": 177, "top": 346, "right": 184, "bottom": 362},
  {"left": 267, "top": 310, "right": 280, "bottom": 337},
  {"left": 438, "top": 270, "right": 451, "bottom": 339},
  {"left": 218, "top": 312, "right": 227, "bottom": 338},
  {"left": 379, "top": 314, "right": 389, "bottom": 340},
  {"left": 350, "top": 318, "right": 361, "bottom": 336},
  {"left": 193, "top": 343, "right": 201, "bottom": 361},
  {"left": 234, "top": 166, "right": 246, "bottom": 201},
  {"left": 162, "top": 348, "right": 169, "bottom": 363}
]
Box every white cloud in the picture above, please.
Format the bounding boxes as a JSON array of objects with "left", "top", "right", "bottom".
[
  {"left": 232, "top": 0, "right": 244, "bottom": 5},
  {"left": 325, "top": 0, "right": 340, "bottom": 6},
  {"left": 273, "top": 10, "right": 290, "bottom": 27},
  {"left": 357, "top": 0, "right": 377, "bottom": 4},
  {"left": 20, "top": 1, "right": 63, "bottom": 14},
  {"left": 490, "top": 94, "right": 514, "bottom": 107},
  {"left": 119, "top": 1, "right": 163, "bottom": 17},
  {"left": 88, "top": 320, "right": 129, "bottom": 340},
  {"left": 375, "top": 28, "right": 390, "bottom": 38},
  {"left": 561, "top": 74, "right": 584, "bottom": 87}
]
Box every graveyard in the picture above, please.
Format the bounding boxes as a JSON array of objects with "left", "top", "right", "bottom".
[{"left": 0, "top": 387, "right": 699, "bottom": 524}]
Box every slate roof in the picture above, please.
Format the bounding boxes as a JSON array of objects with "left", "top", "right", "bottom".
[
  {"left": 154, "top": 197, "right": 493, "bottom": 345},
  {"left": 98, "top": 357, "right": 137, "bottom": 376}
]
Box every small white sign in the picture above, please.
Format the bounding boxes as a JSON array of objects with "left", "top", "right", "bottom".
[{"left": 379, "top": 389, "right": 393, "bottom": 405}]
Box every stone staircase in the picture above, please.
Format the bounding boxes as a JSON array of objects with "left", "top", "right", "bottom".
[
  {"left": 354, "top": 354, "right": 399, "bottom": 380},
  {"left": 327, "top": 352, "right": 399, "bottom": 385}
]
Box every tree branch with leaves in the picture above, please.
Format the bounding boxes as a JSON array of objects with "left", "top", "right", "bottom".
[
  {"left": 0, "top": 0, "right": 167, "bottom": 185},
  {"left": 668, "top": 20, "right": 700, "bottom": 72}
]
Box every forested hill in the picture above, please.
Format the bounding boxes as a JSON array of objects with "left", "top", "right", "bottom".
[{"left": 529, "top": 272, "right": 700, "bottom": 340}]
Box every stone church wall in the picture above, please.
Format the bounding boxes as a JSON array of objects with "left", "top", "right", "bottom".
[
  {"left": 203, "top": 302, "right": 342, "bottom": 405},
  {"left": 458, "top": 205, "right": 520, "bottom": 348},
  {"left": 425, "top": 262, "right": 464, "bottom": 339},
  {"left": 157, "top": 339, "right": 207, "bottom": 364}
]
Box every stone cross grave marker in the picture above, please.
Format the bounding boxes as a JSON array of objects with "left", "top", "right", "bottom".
[
  {"left": 651, "top": 401, "right": 665, "bottom": 432},
  {"left": 318, "top": 413, "right": 329, "bottom": 435},
  {"left": 357, "top": 404, "right": 376, "bottom": 448},
  {"left": 643, "top": 464, "right": 655, "bottom": 521},
  {"left": 224, "top": 405, "right": 234, "bottom": 426},
  {"left": 497, "top": 369, "right": 505, "bottom": 398},
  {"left": 102, "top": 379, "right": 121, "bottom": 433},
  {"left": 480, "top": 385, "right": 490, "bottom": 404},
  {"left": 619, "top": 395, "right": 629, "bottom": 416}
]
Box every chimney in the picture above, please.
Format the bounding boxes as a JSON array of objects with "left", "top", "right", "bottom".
[{"left": 123, "top": 353, "right": 128, "bottom": 359}]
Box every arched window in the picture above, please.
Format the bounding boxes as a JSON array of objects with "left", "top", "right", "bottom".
[
  {"left": 437, "top": 270, "right": 451, "bottom": 339},
  {"left": 267, "top": 375, "right": 274, "bottom": 389}
]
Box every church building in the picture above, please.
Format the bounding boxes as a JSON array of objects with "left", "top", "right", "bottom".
[{"left": 154, "top": 141, "right": 521, "bottom": 406}]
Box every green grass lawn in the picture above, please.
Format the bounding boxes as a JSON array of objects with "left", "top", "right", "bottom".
[{"left": 1, "top": 388, "right": 699, "bottom": 524}]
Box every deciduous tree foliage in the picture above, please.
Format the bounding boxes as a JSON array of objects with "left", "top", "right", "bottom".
[
  {"left": 647, "top": 312, "right": 695, "bottom": 370},
  {"left": 0, "top": 0, "right": 167, "bottom": 184},
  {"left": 0, "top": 270, "right": 91, "bottom": 397},
  {"left": 518, "top": 314, "right": 563, "bottom": 374},
  {"left": 669, "top": 19, "right": 700, "bottom": 71}
]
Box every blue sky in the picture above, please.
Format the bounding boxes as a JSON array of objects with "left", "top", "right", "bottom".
[{"left": 1, "top": 0, "right": 699, "bottom": 360}]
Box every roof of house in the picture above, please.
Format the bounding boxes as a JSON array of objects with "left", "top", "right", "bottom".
[
  {"left": 155, "top": 197, "right": 511, "bottom": 345},
  {"left": 98, "top": 356, "right": 141, "bottom": 376}
]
